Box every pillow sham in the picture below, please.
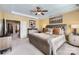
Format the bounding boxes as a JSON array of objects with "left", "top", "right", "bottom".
[{"left": 53, "top": 28, "right": 60, "bottom": 35}]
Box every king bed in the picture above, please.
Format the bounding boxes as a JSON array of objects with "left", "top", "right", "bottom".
[{"left": 28, "top": 24, "right": 67, "bottom": 55}]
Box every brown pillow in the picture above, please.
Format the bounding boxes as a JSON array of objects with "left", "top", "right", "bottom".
[{"left": 53, "top": 28, "right": 60, "bottom": 35}]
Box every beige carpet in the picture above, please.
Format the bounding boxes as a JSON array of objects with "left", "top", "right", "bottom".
[
  {"left": 4, "top": 37, "right": 79, "bottom": 55},
  {"left": 57, "top": 43, "right": 79, "bottom": 55},
  {"left": 4, "top": 38, "right": 44, "bottom": 55}
]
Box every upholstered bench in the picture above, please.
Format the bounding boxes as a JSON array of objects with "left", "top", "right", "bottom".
[{"left": 0, "top": 36, "right": 12, "bottom": 54}]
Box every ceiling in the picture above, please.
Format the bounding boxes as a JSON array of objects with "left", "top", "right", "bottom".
[{"left": 0, "top": 4, "right": 79, "bottom": 19}]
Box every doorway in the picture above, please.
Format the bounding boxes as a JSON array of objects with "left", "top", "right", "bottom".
[{"left": 6, "top": 20, "right": 20, "bottom": 38}]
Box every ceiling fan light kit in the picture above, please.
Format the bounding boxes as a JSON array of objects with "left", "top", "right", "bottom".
[{"left": 31, "top": 6, "right": 48, "bottom": 15}]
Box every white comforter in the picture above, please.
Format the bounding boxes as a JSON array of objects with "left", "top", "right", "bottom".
[{"left": 49, "top": 35, "right": 66, "bottom": 55}]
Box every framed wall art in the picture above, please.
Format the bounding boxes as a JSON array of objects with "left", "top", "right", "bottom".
[
  {"left": 49, "top": 15, "right": 63, "bottom": 24},
  {"left": 29, "top": 20, "right": 36, "bottom": 29}
]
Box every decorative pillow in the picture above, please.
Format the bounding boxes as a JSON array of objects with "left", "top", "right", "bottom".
[{"left": 53, "top": 28, "right": 60, "bottom": 35}]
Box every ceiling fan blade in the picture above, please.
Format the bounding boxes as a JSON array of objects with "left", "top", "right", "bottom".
[
  {"left": 41, "top": 12, "right": 44, "bottom": 15},
  {"left": 36, "top": 7, "right": 40, "bottom": 9},
  {"left": 35, "top": 13, "right": 37, "bottom": 15},
  {"left": 76, "top": 4, "right": 79, "bottom": 7},
  {"left": 31, "top": 10, "right": 37, "bottom": 12},
  {"left": 42, "top": 10, "right": 48, "bottom": 12},
  {"left": 31, "top": 7, "right": 48, "bottom": 15}
]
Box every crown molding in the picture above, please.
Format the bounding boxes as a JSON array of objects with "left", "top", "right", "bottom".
[{"left": 11, "top": 11, "right": 39, "bottom": 19}]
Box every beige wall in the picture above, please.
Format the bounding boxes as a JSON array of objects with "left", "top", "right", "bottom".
[
  {"left": 2, "top": 12, "right": 30, "bottom": 27},
  {"left": 0, "top": 11, "right": 40, "bottom": 36},
  {"left": 0, "top": 11, "right": 41, "bottom": 29},
  {"left": 0, "top": 12, "right": 3, "bottom": 20},
  {"left": 37, "top": 18, "right": 49, "bottom": 30},
  {"left": 63, "top": 10, "right": 79, "bottom": 34}
]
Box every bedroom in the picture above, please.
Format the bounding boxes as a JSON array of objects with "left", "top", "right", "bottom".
[{"left": 0, "top": 4, "right": 79, "bottom": 55}]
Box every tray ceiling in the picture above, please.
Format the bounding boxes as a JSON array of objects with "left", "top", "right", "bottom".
[{"left": 0, "top": 4, "right": 78, "bottom": 19}]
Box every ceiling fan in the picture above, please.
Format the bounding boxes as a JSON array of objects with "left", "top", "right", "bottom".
[{"left": 31, "top": 7, "right": 48, "bottom": 15}]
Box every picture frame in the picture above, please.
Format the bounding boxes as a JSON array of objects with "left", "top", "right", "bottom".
[
  {"left": 49, "top": 15, "right": 63, "bottom": 24},
  {"left": 29, "top": 20, "right": 36, "bottom": 29}
]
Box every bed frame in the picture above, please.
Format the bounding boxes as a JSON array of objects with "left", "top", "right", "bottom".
[{"left": 28, "top": 24, "right": 67, "bottom": 55}]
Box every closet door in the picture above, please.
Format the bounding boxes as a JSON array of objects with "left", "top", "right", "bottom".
[{"left": 20, "top": 21, "right": 27, "bottom": 39}]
